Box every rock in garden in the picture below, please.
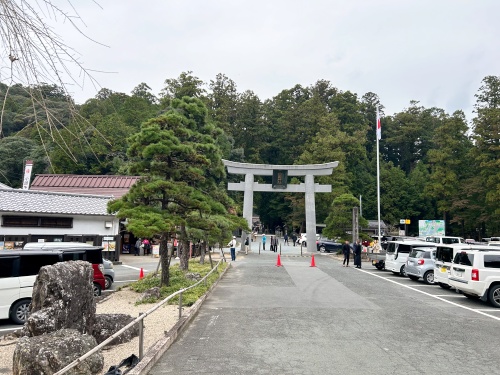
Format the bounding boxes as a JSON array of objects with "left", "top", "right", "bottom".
[
  {"left": 185, "top": 272, "right": 201, "bottom": 281},
  {"left": 23, "top": 260, "right": 96, "bottom": 337},
  {"left": 93, "top": 314, "right": 139, "bottom": 345},
  {"left": 13, "top": 328, "right": 103, "bottom": 375},
  {"left": 138, "top": 286, "right": 161, "bottom": 303}
]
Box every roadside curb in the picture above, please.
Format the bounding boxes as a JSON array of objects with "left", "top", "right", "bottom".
[{"left": 127, "top": 261, "right": 231, "bottom": 375}]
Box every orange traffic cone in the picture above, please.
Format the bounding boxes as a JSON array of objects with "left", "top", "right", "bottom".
[
  {"left": 310, "top": 255, "right": 316, "bottom": 267},
  {"left": 139, "top": 268, "right": 144, "bottom": 279},
  {"left": 276, "top": 254, "right": 282, "bottom": 267}
]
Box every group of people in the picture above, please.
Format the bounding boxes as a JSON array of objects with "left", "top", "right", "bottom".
[
  {"left": 261, "top": 234, "right": 279, "bottom": 252},
  {"left": 342, "top": 239, "right": 362, "bottom": 268},
  {"left": 134, "top": 237, "right": 151, "bottom": 256}
]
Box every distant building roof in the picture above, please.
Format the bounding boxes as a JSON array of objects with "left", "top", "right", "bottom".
[
  {"left": 366, "top": 220, "right": 388, "bottom": 229},
  {"left": 30, "top": 174, "right": 140, "bottom": 198},
  {"left": 0, "top": 188, "right": 114, "bottom": 216}
]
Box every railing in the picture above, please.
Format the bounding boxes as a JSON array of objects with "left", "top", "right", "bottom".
[{"left": 54, "top": 259, "right": 226, "bottom": 375}]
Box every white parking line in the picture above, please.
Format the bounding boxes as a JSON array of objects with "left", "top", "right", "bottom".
[
  {"left": 121, "top": 265, "right": 146, "bottom": 271},
  {"left": 358, "top": 268, "right": 500, "bottom": 322},
  {"left": 476, "top": 309, "right": 500, "bottom": 312},
  {"left": 434, "top": 294, "right": 465, "bottom": 298}
]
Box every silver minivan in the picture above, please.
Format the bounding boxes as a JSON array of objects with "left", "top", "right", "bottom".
[{"left": 406, "top": 247, "right": 437, "bottom": 284}]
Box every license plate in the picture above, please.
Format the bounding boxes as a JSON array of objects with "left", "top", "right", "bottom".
[
  {"left": 455, "top": 271, "right": 462, "bottom": 277},
  {"left": 441, "top": 267, "right": 447, "bottom": 273}
]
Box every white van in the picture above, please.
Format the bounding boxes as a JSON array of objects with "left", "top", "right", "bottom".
[
  {"left": 425, "top": 236, "right": 465, "bottom": 245},
  {"left": 434, "top": 244, "right": 491, "bottom": 289},
  {"left": 0, "top": 246, "right": 105, "bottom": 324},
  {"left": 385, "top": 240, "right": 435, "bottom": 276}
]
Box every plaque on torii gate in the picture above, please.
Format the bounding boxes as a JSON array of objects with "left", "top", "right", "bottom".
[{"left": 222, "top": 160, "right": 339, "bottom": 254}]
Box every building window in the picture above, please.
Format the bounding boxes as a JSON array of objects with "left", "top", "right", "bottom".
[{"left": 2, "top": 216, "right": 73, "bottom": 228}]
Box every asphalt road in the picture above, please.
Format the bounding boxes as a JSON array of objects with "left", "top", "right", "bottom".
[{"left": 150, "top": 250, "right": 500, "bottom": 374}]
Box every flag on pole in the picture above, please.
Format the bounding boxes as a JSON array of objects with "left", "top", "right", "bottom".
[{"left": 376, "top": 107, "right": 381, "bottom": 140}]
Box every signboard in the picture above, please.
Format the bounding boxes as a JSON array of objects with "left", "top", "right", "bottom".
[
  {"left": 272, "top": 170, "right": 288, "bottom": 189},
  {"left": 152, "top": 244, "right": 160, "bottom": 258},
  {"left": 22, "top": 160, "right": 33, "bottom": 190},
  {"left": 419, "top": 220, "right": 445, "bottom": 237}
]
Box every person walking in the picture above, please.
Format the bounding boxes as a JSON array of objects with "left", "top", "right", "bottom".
[
  {"left": 142, "top": 238, "right": 151, "bottom": 255},
  {"left": 292, "top": 233, "right": 297, "bottom": 247},
  {"left": 228, "top": 236, "right": 237, "bottom": 261},
  {"left": 262, "top": 234, "right": 267, "bottom": 250},
  {"left": 353, "top": 239, "right": 362, "bottom": 268},
  {"left": 134, "top": 237, "right": 142, "bottom": 256},
  {"left": 284, "top": 233, "right": 289, "bottom": 245},
  {"left": 244, "top": 236, "right": 249, "bottom": 255},
  {"left": 342, "top": 240, "right": 351, "bottom": 267}
]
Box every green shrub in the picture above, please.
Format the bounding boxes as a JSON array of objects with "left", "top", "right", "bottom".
[{"left": 130, "top": 259, "right": 228, "bottom": 306}]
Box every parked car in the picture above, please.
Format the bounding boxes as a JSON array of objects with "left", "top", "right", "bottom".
[
  {"left": 1, "top": 245, "right": 106, "bottom": 324},
  {"left": 23, "top": 242, "right": 106, "bottom": 294},
  {"left": 384, "top": 240, "right": 435, "bottom": 276},
  {"left": 103, "top": 258, "right": 115, "bottom": 289},
  {"left": 434, "top": 244, "right": 491, "bottom": 290},
  {"left": 317, "top": 238, "right": 343, "bottom": 253},
  {"left": 448, "top": 248, "right": 500, "bottom": 307},
  {"left": 425, "top": 236, "right": 465, "bottom": 245},
  {"left": 406, "top": 247, "right": 437, "bottom": 284},
  {"left": 298, "top": 233, "right": 320, "bottom": 247}
]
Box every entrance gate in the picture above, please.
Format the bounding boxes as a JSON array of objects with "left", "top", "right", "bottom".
[{"left": 223, "top": 160, "right": 338, "bottom": 253}]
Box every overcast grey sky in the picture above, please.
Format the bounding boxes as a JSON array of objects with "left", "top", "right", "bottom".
[{"left": 57, "top": 0, "right": 498, "bottom": 120}]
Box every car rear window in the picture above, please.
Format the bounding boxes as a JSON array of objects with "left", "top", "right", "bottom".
[
  {"left": 398, "top": 244, "right": 412, "bottom": 253},
  {"left": 442, "top": 238, "right": 461, "bottom": 244},
  {"left": 484, "top": 255, "right": 500, "bottom": 268},
  {"left": 19, "top": 254, "right": 60, "bottom": 276},
  {"left": 453, "top": 252, "right": 474, "bottom": 266},
  {"left": 436, "top": 247, "right": 453, "bottom": 262}
]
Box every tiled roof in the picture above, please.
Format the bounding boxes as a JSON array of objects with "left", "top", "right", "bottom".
[
  {"left": 0, "top": 182, "right": 12, "bottom": 189},
  {"left": 30, "top": 175, "right": 140, "bottom": 198},
  {"left": 0, "top": 188, "right": 115, "bottom": 216}
]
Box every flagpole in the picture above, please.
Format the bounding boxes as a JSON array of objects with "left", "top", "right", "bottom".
[{"left": 376, "top": 107, "right": 381, "bottom": 244}]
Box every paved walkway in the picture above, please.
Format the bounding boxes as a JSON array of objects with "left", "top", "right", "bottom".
[{"left": 148, "top": 248, "right": 377, "bottom": 374}]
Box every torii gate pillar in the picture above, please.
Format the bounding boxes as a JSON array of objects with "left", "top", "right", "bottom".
[{"left": 223, "top": 160, "right": 339, "bottom": 253}]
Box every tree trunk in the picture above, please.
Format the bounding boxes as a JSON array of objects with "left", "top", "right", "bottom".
[
  {"left": 179, "top": 225, "right": 190, "bottom": 271},
  {"left": 200, "top": 240, "right": 206, "bottom": 265},
  {"left": 159, "top": 232, "right": 171, "bottom": 286}
]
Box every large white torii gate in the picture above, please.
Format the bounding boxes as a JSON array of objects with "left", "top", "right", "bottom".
[{"left": 223, "top": 160, "right": 339, "bottom": 253}]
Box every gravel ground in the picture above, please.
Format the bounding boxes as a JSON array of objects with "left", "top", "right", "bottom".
[{"left": 0, "top": 287, "right": 192, "bottom": 375}]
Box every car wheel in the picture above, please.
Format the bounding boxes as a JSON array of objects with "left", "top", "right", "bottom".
[
  {"left": 319, "top": 245, "right": 326, "bottom": 253},
  {"left": 488, "top": 284, "right": 500, "bottom": 308},
  {"left": 423, "top": 271, "right": 435, "bottom": 285},
  {"left": 10, "top": 299, "right": 30, "bottom": 325},
  {"left": 105, "top": 275, "right": 113, "bottom": 290},
  {"left": 408, "top": 275, "right": 419, "bottom": 281},
  {"left": 400, "top": 265, "right": 406, "bottom": 277},
  {"left": 438, "top": 282, "right": 452, "bottom": 290},
  {"left": 93, "top": 282, "right": 102, "bottom": 297}
]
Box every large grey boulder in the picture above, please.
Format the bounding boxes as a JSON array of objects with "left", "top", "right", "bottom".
[
  {"left": 93, "top": 314, "right": 139, "bottom": 345},
  {"left": 24, "top": 260, "right": 96, "bottom": 337},
  {"left": 13, "top": 328, "right": 104, "bottom": 375}
]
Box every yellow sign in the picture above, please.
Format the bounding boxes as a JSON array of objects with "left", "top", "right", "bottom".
[{"left": 405, "top": 219, "right": 411, "bottom": 224}]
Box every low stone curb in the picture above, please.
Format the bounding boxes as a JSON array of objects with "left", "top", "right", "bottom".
[{"left": 127, "top": 261, "right": 231, "bottom": 375}]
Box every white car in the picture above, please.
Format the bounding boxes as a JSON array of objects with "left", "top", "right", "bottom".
[
  {"left": 384, "top": 240, "right": 435, "bottom": 276},
  {"left": 297, "top": 233, "right": 320, "bottom": 246},
  {"left": 434, "top": 244, "right": 491, "bottom": 289},
  {"left": 448, "top": 248, "right": 500, "bottom": 307}
]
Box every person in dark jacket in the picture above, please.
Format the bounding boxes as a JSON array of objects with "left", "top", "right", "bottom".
[
  {"left": 353, "top": 239, "right": 362, "bottom": 268},
  {"left": 342, "top": 240, "right": 351, "bottom": 267}
]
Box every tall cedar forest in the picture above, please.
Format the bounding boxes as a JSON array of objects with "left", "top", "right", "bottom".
[{"left": 1, "top": 72, "right": 499, "bottom": 240}]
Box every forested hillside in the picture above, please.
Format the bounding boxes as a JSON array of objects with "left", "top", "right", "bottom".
[{"left": 1, "top": 73, "right": 499, "bottom": 239}]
